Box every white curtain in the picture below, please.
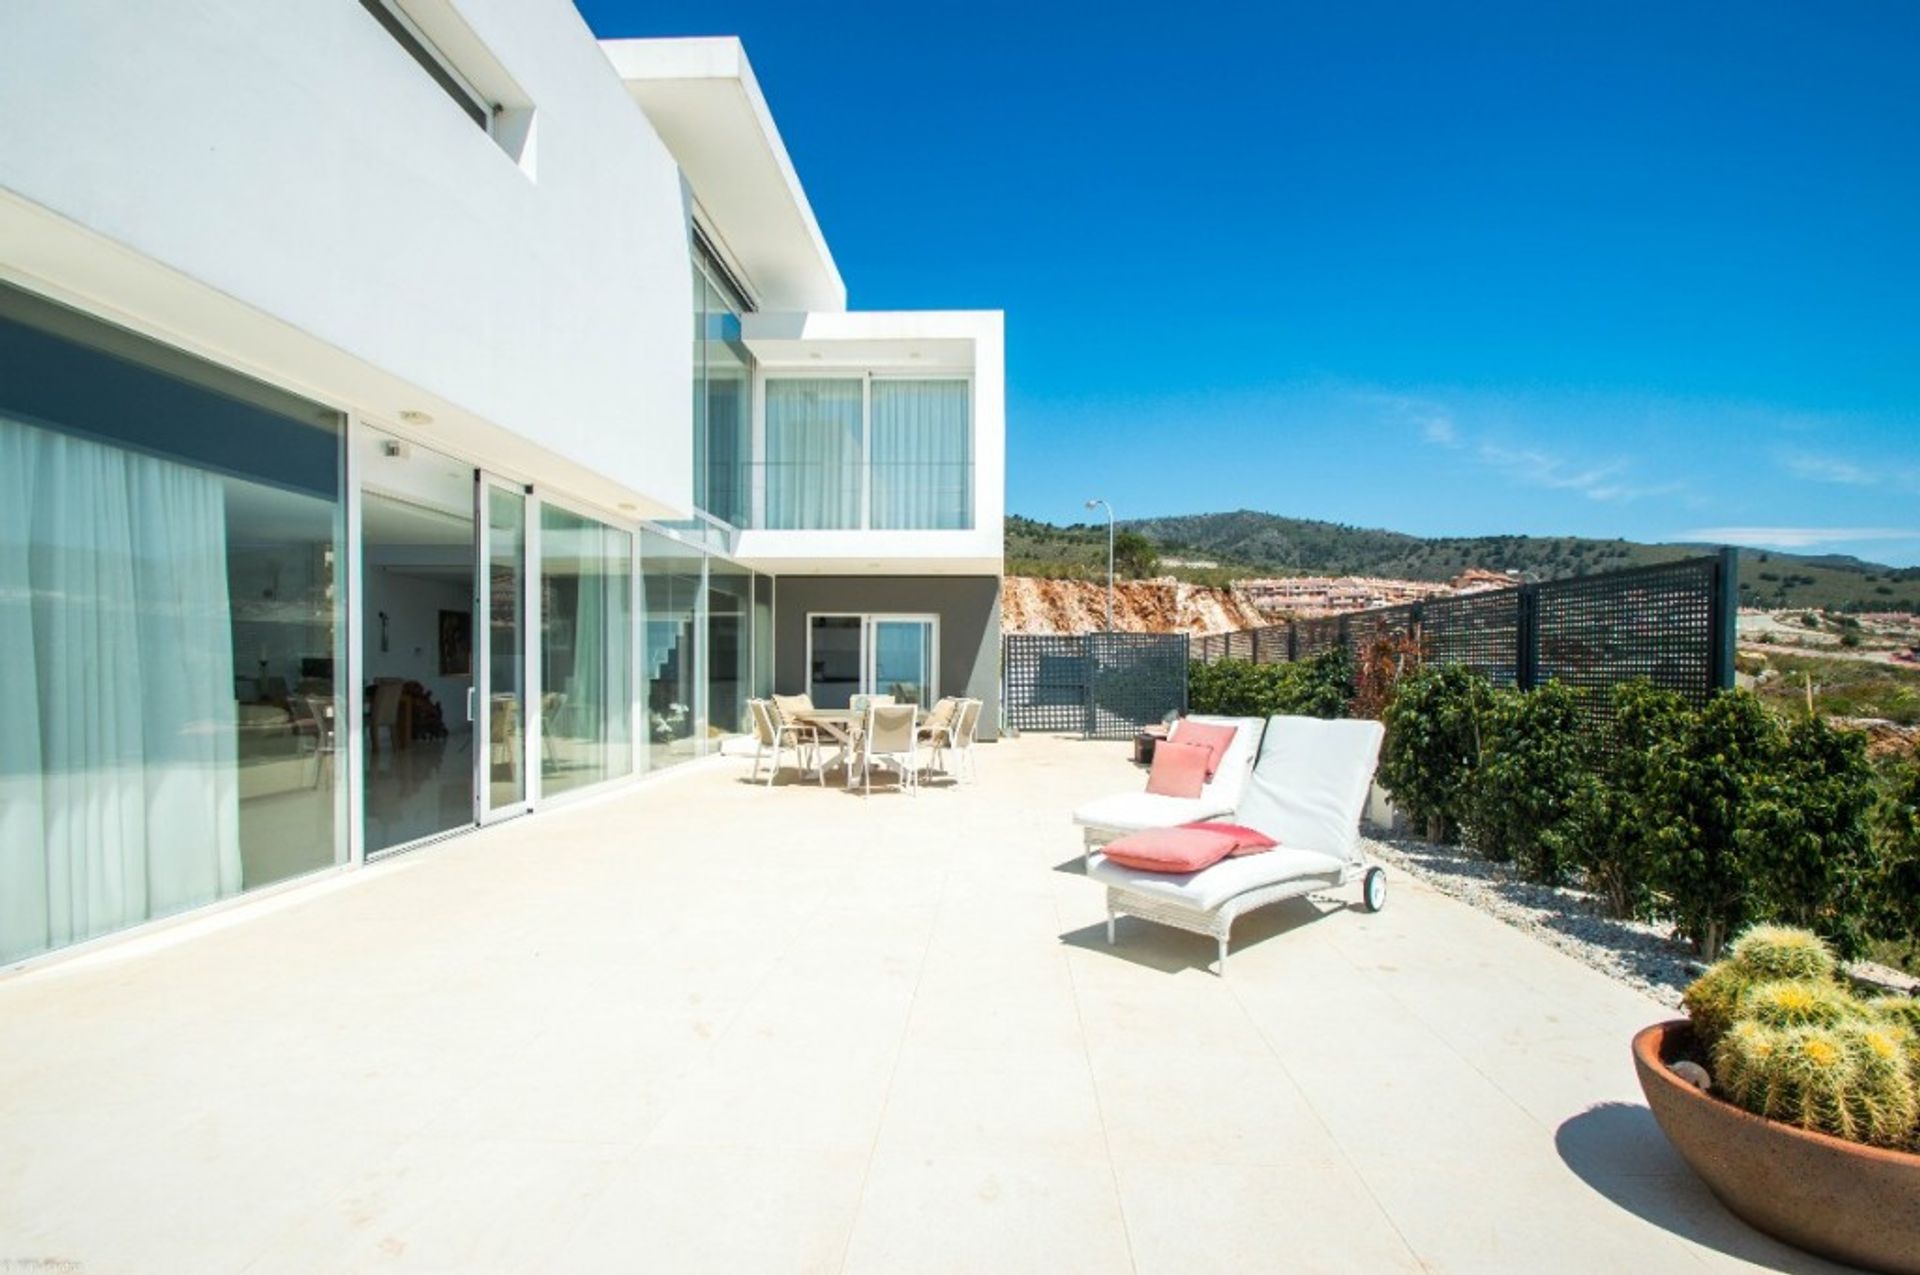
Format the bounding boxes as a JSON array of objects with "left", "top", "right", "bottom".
[
  {"left": 766, "top": 379, "right": 862, "bottom": 529},
  {"left": 871, "top": 380, "right": 970, "bottom": 530},
  {"left": 0, "top": 413, "right": 240, "bottom": 963},
  {"left": 583, "top": 523, "right": 632, "bottom": 777}
]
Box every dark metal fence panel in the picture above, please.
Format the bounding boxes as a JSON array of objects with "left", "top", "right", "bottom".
[
  {"left": 1345, "top": 602, "right": 1420, "bottom": 653},
  {"left": 1003, "top": 635, "right": 1089, "bottom": 734},
  {"left": 1088, "top": 632, "right": 1190, "bottom": 740},
  {"left": 1534, "top": 554, "right": 1727, "bottom": 707},
  {"left": 1422, "top": 588, "right": 1525, "bottom": 688},
  {"left": 1014, "top": 552, "right": 1735, "bottom": 733},
  {"left": 1004, "top": 632, "right": 1189, "bottom": 737},
  {"left": 1294, "top": 615, "right": 1345, "bottom": 659}
]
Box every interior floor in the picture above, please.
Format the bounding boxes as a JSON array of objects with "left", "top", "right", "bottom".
[{"left": 365, "top": 730, "right": 475, "bottom": 853}]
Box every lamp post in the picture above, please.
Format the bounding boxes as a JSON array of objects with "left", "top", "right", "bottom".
[{"left": 1085, "top": 497, "right": 1114, "bottom": 632}]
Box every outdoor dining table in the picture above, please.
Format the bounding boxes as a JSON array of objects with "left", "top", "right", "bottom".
[{"left": 790, "top": 708, "right": 863, "bottom": 782}]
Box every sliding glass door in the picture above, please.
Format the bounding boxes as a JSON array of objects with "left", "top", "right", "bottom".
[
  {"left": 360, "top": 436, "right": 536, "bottom": 851},
  {"left": 807, "top": 614, "right": 939, "bottom": 709},
  {"left": 871, "top": 618, "right": 937, "bottom": 707},
  {"left": 480, "top": 480, "right": 529, "bottom": 821}
]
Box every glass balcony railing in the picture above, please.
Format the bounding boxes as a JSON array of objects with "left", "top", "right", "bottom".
[{"left": 732, "top": 460, "right": 974, "bottom": 532}]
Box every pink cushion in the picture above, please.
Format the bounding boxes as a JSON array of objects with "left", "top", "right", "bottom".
[
  {"left": 1101, "top": 826, "right": 1238, "bottom": 873},
  {"left": 1182, "top": 821, "right": 1279, "bottom": 857},
  {"left": 1171, "top": 721, "right": 1238, "bottom": 782},
  {"left": 1145, "top": 739, "right": 1210, "bottom": 798}
]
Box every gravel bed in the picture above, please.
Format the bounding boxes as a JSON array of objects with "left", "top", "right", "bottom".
[{"left": 1361, "top": 831, "right": 1917, "bottom": 1008}]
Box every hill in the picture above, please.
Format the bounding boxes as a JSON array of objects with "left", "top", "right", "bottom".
[{"left": 1008, "top": 511, "right": 1920, "bottom": 613}]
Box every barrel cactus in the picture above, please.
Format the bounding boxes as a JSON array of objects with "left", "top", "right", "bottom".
[
  {"left": 1873, "top": 997, "right": 1920, "bottom": 1097},
  {"left": 1738, "top": 979, "right": 1858, "bottom": 1031},
  {"left": 1682, "top": 925, "right": 1843, "bottom": 1052},
  {"left": 1713, "top": 1019, "right": 1919, "bottom": 1149},
  {"left": 1726, "top": 925, "right": 1838, "bottom": 982},
  {"left": 1682, "top": 961, "right": 1754, "bottom": 1052}
]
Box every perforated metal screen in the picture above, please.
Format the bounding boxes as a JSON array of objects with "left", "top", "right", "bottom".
[{"left": 1004, "top": 632, "right": 1189, "bottom": 739}]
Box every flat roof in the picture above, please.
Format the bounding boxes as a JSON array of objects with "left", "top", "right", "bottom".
[{"left": 601, "top": 37, "right": 846, "bottom": 313}]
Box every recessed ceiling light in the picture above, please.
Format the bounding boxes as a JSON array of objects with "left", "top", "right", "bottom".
[
  {"left": 618, "top": 501, "right": 638, "bottom": 512},
  {"left": 808, "top": 352, "right": 822, "bottom": 360},
  {"left": 909, "top": 351, "right": 922, "bottom": 359},
  {"left": 398, "top": 409, "right": 433, "bottom": 425}
]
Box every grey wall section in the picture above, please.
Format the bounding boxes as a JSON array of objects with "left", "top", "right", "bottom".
[{"left": 773, "top": 576, "right": 1002, "bottom": 740}]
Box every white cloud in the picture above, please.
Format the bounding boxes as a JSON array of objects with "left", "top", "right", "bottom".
[
  {"left": 1779, "top": 450, "right": 1878, "bottom": 486},
  {"left": 1474, "top": 443, "right": 1681, "bottom": 503},
  {"left": 1778, "top": 448, "right": 1920, "bottom": 492},
  {"left": 1370, "top": 389, "right": 1682, "bottom": 504},
  {"left": 1683, "top": 526, "right": 1920, "bottom": 549}
]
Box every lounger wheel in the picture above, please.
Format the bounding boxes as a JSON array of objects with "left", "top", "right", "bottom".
[{"left": 1362, "top": 867, "right": 1387, "bottom": 912}]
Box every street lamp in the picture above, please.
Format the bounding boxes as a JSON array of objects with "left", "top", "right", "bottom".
[{"left": 1085, "top": 497, "right": 1114, "bottom": 632}]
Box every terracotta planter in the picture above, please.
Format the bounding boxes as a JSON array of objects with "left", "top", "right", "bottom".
[{"left": 1632, "top": 1020, "right": 1920, "bottom": 1274}]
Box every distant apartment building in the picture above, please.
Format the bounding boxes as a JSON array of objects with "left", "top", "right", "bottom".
[
  {"left": 0, "top": 3, "right": 1002, "bottom": 965},
  {"left": 1239, "top": 568, "right": 1510, "bottom": 618}
]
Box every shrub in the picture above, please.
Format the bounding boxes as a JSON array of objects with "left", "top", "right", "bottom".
[
  {"left": 1379, "top": 664, "right": 1492, "bottom": 841},
  {"left": 1647, "top": 692, "right": 1783, "bottom": 959},
  {"left": 1563, "top": 682, "right": 1694, "bottom": 919},
  {"left": 1461, "top": 681, "right": 1591, "bottom": 880},
  {"left": 1872, "top": 759, "right": 1920, "bottom": 964},
  {"left": 1742, "top": 715, "right": 1879, "bottom": 957},
  {"left": 1350, "top": 634, "right": 1421, "bottom": 721},
  {"left": 1186, "top": 649, "right": 1353, "bottom": 721}
]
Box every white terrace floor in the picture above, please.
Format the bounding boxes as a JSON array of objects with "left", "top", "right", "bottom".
[{"left": 0, "top": 736, "right": 1850, "bottom": 1275}]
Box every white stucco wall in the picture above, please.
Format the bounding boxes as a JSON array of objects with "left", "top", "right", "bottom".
[{"left": 0, "top": 0, "right": 693, "bottom": 516}]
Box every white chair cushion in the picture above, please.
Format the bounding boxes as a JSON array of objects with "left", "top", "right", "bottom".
[
  {"left": 1072, "top": 791, "right": 1235, "bottom": 834},
  {"left": 1087, "top": 846, "right": 1346, "bottom": 912},
  {"left": 1231, "top": 716, "right": 1384, "bottom": 864}
]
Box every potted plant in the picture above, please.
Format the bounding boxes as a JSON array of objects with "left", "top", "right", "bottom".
[{"left": 1632, "top": 925, "right": 1920, "bottom": 1273}]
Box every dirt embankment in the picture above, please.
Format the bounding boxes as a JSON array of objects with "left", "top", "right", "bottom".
[{"left": 1002, "top": 576, "right": 1265, "bottom": 636}]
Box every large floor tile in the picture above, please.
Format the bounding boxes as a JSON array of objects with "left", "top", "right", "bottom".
[
  {"left": 842, "top": 1153, "right": 1133, "bottom": 1275},
  {"left": 547, "top": 1146, "right": 867, "bottom": 1274}
]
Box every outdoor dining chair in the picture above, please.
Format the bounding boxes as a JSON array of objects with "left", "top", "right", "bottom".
[
  {"left": 746, "top": 698, "right": 817, "bottom": 786},
  {"left": 858, "top": 702, "right": 922, "bottom": 795}
]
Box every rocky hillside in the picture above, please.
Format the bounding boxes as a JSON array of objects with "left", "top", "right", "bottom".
[
  {"left": 1117, "top": 510, "right": 1920, "bottom": 613},
  {"left": 1001, "top": 576, "right": 1264, "bottom": 636}
]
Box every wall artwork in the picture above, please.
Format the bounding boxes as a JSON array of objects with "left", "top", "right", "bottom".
[{"left": 438, "top": 609, "right": 472, "bottom": 676}]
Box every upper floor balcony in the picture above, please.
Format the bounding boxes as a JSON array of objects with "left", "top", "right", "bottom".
[{"left": 718, "top": 309, "right": 1004, "bottom": 576}]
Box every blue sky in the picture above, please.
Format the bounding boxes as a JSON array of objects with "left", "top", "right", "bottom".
[{"left": 579, "top": 1, "right": 1920, "bottom": 565}]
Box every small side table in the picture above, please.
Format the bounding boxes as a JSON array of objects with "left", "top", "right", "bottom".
[{"left": 1133, "top": 724, "right": 1170, "bottom": 765}]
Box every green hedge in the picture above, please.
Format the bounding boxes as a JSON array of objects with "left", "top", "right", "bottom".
[
  {"left": 1370, "top": 668, "right": 1915, "bottom": 961},
  {"left": 1187, "top": 649, "right": 1354, "bottom": 721}
]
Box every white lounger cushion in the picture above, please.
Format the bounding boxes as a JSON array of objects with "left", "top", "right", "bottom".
[
  {"left": 1234, "top": 716, "right": 1386, "bottom": 865},
  {"left": 1068, "top": 791, "right": 1233, "bottom": 834},
  {"left": 1071, "top": 715, "right": 1264, "bottom": 834},
  {"left": 1087, "top": 846, "right": 1345, "bottom": 912}
]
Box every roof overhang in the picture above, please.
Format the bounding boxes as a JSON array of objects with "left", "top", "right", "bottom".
[{"left": 601, "top": 37, "right": 846, "bottom": 314}]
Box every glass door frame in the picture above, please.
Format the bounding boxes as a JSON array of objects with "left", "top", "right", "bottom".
[{"left": 476, "top": 473, "right": 536, "bottom": 825}]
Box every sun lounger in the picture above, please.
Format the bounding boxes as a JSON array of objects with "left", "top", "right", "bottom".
[
  {"left": 1071, "top": 715, "right": 1265, "bottom": 863},
  {"left": 1086, "top": 714, "right": 1387, "bottom": 973}
]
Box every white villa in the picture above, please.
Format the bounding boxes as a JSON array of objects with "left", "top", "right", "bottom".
[{"left": 0, "top": 0, "right": 1004, "bottom": 966}]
